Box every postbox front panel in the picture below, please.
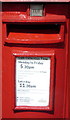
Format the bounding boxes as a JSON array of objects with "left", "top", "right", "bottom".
[
  {"left": 2, "top": 3, "right": 68, "bottom": 119},
  {"left": 2, "top": 47, "right": 66, "bottom": 118}
]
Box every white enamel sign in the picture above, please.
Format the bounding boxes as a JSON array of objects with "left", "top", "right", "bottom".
[{"left": 16, "top": 57, "right": 51, "bottom": 107}]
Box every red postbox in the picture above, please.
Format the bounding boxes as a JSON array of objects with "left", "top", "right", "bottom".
[{"left": 1, "top": 1, "right": 70, "bottom": 119}]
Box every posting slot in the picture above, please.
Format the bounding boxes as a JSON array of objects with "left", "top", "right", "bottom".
[{"left": 5, "top": 23, "right": 64, "bottom": 44}]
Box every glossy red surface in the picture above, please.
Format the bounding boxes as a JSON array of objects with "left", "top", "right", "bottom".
[
  {"left": 68, "top": 5, "right": 70, "bottom": 119},
  {"left": 1, "top": 2, "right": 69, "bottom": 119}
]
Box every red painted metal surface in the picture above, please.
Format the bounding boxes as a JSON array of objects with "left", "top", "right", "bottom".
[
  {"left": 1, "top": 2, "right": 69, "bottom": 119},
  {"left": 68, "top": 5, "right": 70, "bottom": 119},
  {"left": 0, "top": 3, "right": 2, "bottom": 120}
]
